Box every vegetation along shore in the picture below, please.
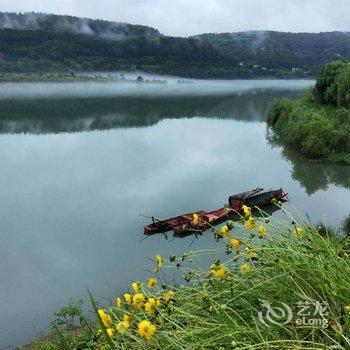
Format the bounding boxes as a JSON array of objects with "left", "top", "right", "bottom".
[
  {"left": 267, "top": 61, "right": 350, "bottom": 165},
  {"left": 28, "top": 204, "right": 350, "bottom": 349}
]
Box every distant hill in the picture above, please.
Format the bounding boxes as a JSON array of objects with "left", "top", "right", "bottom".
[
  {"left": 0, "top": 12, "right": 160, "bottom": 40},
  {"left": 0, "top": 12, "right": 350, "bottom": 78},
  {"left": 194, "top": 31, "right": 350, "bottom": 72}
]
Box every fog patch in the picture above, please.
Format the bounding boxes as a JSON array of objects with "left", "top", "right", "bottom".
[{"left": 0, "top": 76, "right": 314, "bottom": 100}]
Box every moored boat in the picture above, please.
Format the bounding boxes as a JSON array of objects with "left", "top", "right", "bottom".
[{"left": 144, "top": 188, "right": 287, "bottom": 236}]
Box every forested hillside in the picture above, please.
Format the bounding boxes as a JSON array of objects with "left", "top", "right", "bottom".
[
  {"left": 1, "top": 12, "right": 350, "bottom": 78},
  {"left": 0, "top": 12, "right": 160, "bottom": 40},
  {"left": 195, "top": 31, "right": 350, "bottom": 74}
]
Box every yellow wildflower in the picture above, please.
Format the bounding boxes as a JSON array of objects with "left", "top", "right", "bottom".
[
  {"left": 345, "top": 305, "right": 350, "bottom": 314},
  {"left": 132, "top": 293, "right": 145, "bottom": 308},
  {"left": 155, "top": 254, "right": 163, "bottom": 268},
  {"left": 124, "top": 293, "right": 132, "bottom": 305},
  {"left": 211, "top": 265, "right": 228, "bottom": 279},
  {"left": 115, "top": 297, "right": 122, "bottom": 308},
  {"left": 240, "top": 263, "right": 252, "bottom": 274},
  {"left": 192, "top": 213, "right": 200, "bottom": 226},
  {"left": 244, "top": 216, "right": 256, "bottom": 231},
  {"left": 219, "top": 225, "right": 230, "bottom": 236},
  {"left": 165, "top": 290, "right": 175, "bottom": 303},
  {"left": 144, "top": 298, "right": 157, "bottom": 315},
  {"left": 106, "top": 328, "right": 114, "bottom": 338},
  {"left": 97, "top": 309, "right": 111, "bottom": 326},
  {"left": 147, "top": 277, "right": 157, "bottom": 288},
  {"left": 258, "top": 225, "right": 266, "bottom": 237},
  {"left": 138, "top": 320, "right": 156, "bottom": 341},
  {"left": 132, "top": 282, "right": 141, "bottom": 293},
  {"left": 295, "top": 227, "right": 303, "bottom": 239},
  {"left": 116, "top": 320, "right": 130, "bottom": 333},
  {"left": 123, "top": 313, "right": 131, "bottom": 323},
  {"left": 242, "top": 204, "right": 252, "bottom": 217},
  {"left": 245, "top": 248, "right": 257, "bottom": 260},
  {"left": 230, "top": 238, "right": 240, "bottom": 249}
]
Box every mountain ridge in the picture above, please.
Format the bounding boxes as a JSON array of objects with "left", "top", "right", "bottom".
[{"left": 1, "top": 12, "right": 350, "bottom": 78}]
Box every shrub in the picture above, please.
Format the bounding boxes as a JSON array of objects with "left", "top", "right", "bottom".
[
  {"left": 266, "top": 98, "right": 293, "bottom": 125},
  {"left": 266, "top": 62, "right": 350, "bottom": 162},
  {"left": 336, "top": 65, "right": 350, "bottom": 109},
  {"left": 314, "top": 61, "right": 348, "bottom": 106}
]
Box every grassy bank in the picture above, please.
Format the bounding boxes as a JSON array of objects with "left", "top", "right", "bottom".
[
  {"left": 266, "top": 61, "right": 350, "bottom": 165},
  {"left": 29, "top": 206, "right": 350, "bottom": 349}
]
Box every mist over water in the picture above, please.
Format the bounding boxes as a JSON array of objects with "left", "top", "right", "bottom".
[
  {"left": 0, "top": 78, "right": 314, "bottom": 100},
  {"left": 0, "top": 79, "right": 348, "bottom": 348}
]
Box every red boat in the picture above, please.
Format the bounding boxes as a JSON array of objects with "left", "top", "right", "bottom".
[{"left": 144, "top": 188, "right": 287, "bottom": 236}]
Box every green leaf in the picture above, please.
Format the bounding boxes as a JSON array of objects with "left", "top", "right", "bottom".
[{"left": 87, "top": 289, "right": 114, "bottom": 349}]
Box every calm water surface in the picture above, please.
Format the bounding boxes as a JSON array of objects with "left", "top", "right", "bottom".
[{"left": 0, "top": 80, "right": 349, "bottom": 348}]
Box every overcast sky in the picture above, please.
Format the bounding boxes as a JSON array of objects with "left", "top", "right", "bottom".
[{"left": 0, "top": 0, "right": 349, "bottom": 36}]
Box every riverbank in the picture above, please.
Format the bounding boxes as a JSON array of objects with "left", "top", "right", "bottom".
[
  {"left": 0, "top": 72, "right": 167, "bottom": 83},
  {"left": 29, "top": 208, "right": 350, "bottom": 349},
  {"left": 266, "top": 61, "right": 350, "bottom": 165}
]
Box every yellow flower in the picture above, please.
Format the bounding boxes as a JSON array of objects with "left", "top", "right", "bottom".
[
  {"left": 124, "top": 293, "right": 132, "bottom": 305},
  {"left": 219, "top": 225, "right": 230, "bottom": 236},
  {"left": 106, "top": 328, "right": 114, "bottom": 338},
  {"left": 245, "top": 248, "right": 257, "bottom": 260},
  {"left": 155, "top": 254, "right": 163, "bottom": 268},
  {"left": 242, "top": 204, "right": 252, "bottom": 217},
  {"left": 258, "top": 225, "right": 266, "bottom": 237},
  {"left": 147, "top": 277, "right": 157, "bottom": 288},
  {"left": 295, "top": 227, "right": 303, "bottom": 239},
  {"left": 138, "top": 320, "right": 156, "bottom": 341},
  {"left": 230, "top": 238, "right": 240, "bottom": 249},
  {"left": 115, "top": 297, "right": 122, "bottom": 308},
  {"left": 132, "top": 293, "right": 145, "bottom": 308},
  {"left": 97, "top": 309, "right": 111, "bottom": 326},
  {"left": 240, "top": 263, "right": 252, "bottom": 274},
  {"left": 116, "top": 321, "right": 130, "bottom": 333},
  {"left": 244, "top": 216, "right": 256, "bottom": 231},
  {"left": 192, "top": 213, "right": 200, "bottom": 226},
  {"left": 132, "top": 282, "right": 141, "bottom": 293},
  {"left": 123, "top": 313, "right": 131, "bottom": 323},
  {"left": 144, "top": 298, "right": 157, "bottom": 315},
  {"left": 165, "top": 290, "right": 175, "bottom": 303},
  {"left": 344, "top": 305, "right": 350, "bottom": 314},
  {"left": 211, "top": 265, "right": 228, "bottom": 279}
]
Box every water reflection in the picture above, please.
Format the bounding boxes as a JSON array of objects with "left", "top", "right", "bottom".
[
  {"left": 0, "top": 89, "right": 302, "bottom": 134},
  {"left": 268, "top": 137, "right": 350, "bottom": 195}
]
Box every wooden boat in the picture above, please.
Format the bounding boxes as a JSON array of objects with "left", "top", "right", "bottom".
[{"left": 144, "top": 188, "right": 287, "bottom": 236}]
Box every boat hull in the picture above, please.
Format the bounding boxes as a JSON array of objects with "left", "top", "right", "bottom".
[{"left": 144, "top": 188, "right": 287, "bottom": 236}]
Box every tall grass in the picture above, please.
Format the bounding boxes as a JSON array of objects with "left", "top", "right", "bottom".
[{"left": 86, "top": 207, "right": 350, "bottom": 349}]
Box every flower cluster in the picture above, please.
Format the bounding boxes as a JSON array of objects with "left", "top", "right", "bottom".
[{"left": 94, "top": 253, "right": 175, "bottom": 344}]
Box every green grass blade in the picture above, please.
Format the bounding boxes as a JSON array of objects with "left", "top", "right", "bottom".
[{"left": 87, "top": 288, "right": 115, "bottom": 349}]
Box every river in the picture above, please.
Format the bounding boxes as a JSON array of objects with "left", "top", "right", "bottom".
[{"left": 0, "top": 79, "right": 349, "bottom": 348}]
